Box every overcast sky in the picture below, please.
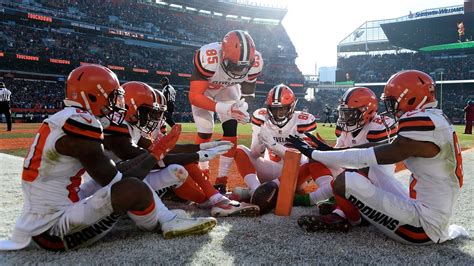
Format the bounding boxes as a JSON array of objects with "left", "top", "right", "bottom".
[{"left": 281, "top": 0, "right": 462, "bottom": 74}]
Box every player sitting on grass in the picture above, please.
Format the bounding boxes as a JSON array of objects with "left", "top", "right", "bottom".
[
  {"left": 289, "top": 70, "right": 468, "bottom": 244},
  {"left": 293, "top": 87, "right": 401, "bottom": 230},
  {"left": 232, "top": 84, "right": 334, "bottom": 213},
  {"left": 100, "top": 81, "right": 259, "bottom": 217},
  {"left": 0, "top": 65, "right": 216, "bottom": 252}
]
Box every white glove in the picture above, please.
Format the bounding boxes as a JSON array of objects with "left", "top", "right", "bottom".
[
  {"left": 199, "top": 140, "right": 233, "bottom": 150},
  {"left": 258, "top": 131, "right": 287, "bottom": 158},
  {"left": 197, "top": 144, "right": 233, "bottom": 162},
  {"left": 215, "top": 99, "right": 249, "bottom": 124}
]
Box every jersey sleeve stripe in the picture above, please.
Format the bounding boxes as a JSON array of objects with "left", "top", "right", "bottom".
[
  {"left": 63, "top": 122, "right": 104, "bottom": 141},
  {"left": 247, "top": 72, "right": 260, "bottom": 80},
  {"left": 194, "top": 50, "right": 214, "bottom": 78},
  {"left": 366, "top": 131, "right": 398, "bottom": 142},
  {"left": 251, "top": 116, "right": 264, "bottom": 126},
  {"left": 398, "top": 121, "right": 435, "bottom": 132},
  {"left": 103, "top": 124, "right": 130, "bottom": 137},
  {"left": 297, "top": 121, "right": 317, "bottom": 133}
]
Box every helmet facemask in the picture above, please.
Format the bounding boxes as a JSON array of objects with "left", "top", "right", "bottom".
[
  {"left": 267, "top": 100, "right": 297, "bottom": 128},
  {"left": 136, "top": 103, "right": 166, "bottom": 134},
  {"left": 221, "top": 58, "right": 253, "bottom": 79},
  {"left": 337, "top": 104, "right": 368, "bottom": 132},
  {"left": 100, "top": 87, "right": 127, "bottom": 127}
]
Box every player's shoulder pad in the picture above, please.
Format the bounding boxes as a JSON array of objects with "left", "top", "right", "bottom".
[
  {"left": 247, "top": 50, "right": 263, "bottom": 81},
  {"left": 295, "top": 111, "right": 317, "bottom": 133},
  {"left": 398, "top": 109, "right": 436, "bottom": 134},
  {"left": 103, "top": 121, "right": 131, "bottom": 137},
  {"left": 366, "top": 115, "right": 398, "bottom": 143},
  {"left": 251, "top": 108, "right": 267, "bottom": 127},
  {"left": 194, "top": 42, "right": 220, "bottom": 79},
  {"left": 62, "top": 110, "right": 103, "bottom": 142}
]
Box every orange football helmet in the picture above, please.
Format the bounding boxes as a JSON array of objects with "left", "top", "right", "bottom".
[
  {"left": 122, "top": 81, "right": 167, "bottom": 133},
  {"left": 382, "top": 70, "right": 437, "bottom": 118},
  {"left": 64, "top": 64, "right": 126, "bottom": 125},
  {"left": 337, "top": 87, "right": 378, "bottom": 132},
  {"left": 221, "top": 30, "right": 256, "bottom": 79},
  {"left": 266, "top": 84, "right": 297, "bottom": 127}
]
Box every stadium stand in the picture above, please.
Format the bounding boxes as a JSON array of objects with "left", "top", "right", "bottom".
[{"left": 0, "top": 0, "right": 305, "bottom": 120}]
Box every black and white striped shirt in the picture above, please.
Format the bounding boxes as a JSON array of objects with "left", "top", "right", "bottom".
[
  {"left": 0, "top": 88, "right": 11, "bottom": 102},
  {"left": 162, "top": 84, "right": 176, "bottom": 103}
]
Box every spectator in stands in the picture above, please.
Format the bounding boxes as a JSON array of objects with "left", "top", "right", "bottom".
[
  {"left": 0, "top": 82, "right": 12, "bottom": 131},
  {"left": 464, "top": 100, "right": 474, "bottom": 134}
]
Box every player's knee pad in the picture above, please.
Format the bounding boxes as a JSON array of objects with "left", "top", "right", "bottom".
[
  {"left": 165, "top": 164, "right": 188, "bottom": 186},
  {"left": 222, "top": 119, "right": 237, "bottom": 136}
]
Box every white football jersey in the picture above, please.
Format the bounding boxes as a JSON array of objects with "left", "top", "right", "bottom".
[
  {"left": 194, "top": 42, "right": 263, "bottom": 89},
  {"left": 15, "top": 107, "right": 103, "bottom": 236},
  {"left": 251, "top": 108, "right": 316, "bottom": 163},
  {"left": 333, "top": 114, "right": 400, "bottom": 191},
  {"left": 335, "top": 114, "right": 398, "bottom": 148},
  {"left": 398, "top": 108, "right": 463, "bottom": 243}
]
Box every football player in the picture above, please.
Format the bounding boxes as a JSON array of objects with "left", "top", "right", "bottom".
[
  {"left": 0, "top": 65, "right": 216, "bottom": 251},
  {"left": 233, "top": 84, "right": 333, "bottom": 207},
  {"left": 189, "top": 30, "right": 263, "bottom": 193},
  {"left": 102, "top": 81, "right": 259, "bottom": 217},
  {"left": 290, "top": 70, "right": 468, "bottom": 244},
  {"left": 294, "top": 87, "right": 402, "bottom": 228}
]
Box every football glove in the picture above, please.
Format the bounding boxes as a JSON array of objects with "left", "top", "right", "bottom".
[
  {"left": 286, "top": 135, "right": 315, "bottom": 159},
  {"left": 148, "top": 124, "right": 181, "bottom": 160},
  {"left": 304, "top": 132, "right": 334, "bottom": 151}
]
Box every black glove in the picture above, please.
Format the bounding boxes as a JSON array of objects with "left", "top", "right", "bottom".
[
  {"left": 286, "top": 135, "right": 315, "bottom": 159},
  {"left": 304, "top": 132, "right": 334, "bottom": 151}
]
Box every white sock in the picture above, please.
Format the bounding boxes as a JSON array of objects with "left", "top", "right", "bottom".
[
  {"left": 218, "top": 155, "right": 234, "bottom": 177},
  {"left": 198, "top": 161, "right": 209, "bottom": 170},
  {"left": 209, "top": 193, "right": 225, "bottom": 205},
  {"left": 271, "top": 178, "right": 280, "bottom": 186},
  {"left": 309, "top": 183, "right": 333, "bottom": 205},
  {"left": 244, "top": 173, "right": 261, "bottom": 194},
  {"left": 309, "top": 175, "right": 333, "bottom": 205},
  {"left": 127, "top": 185, "right": 175, "bottom": 231},
  {"left": 144, "top": 165, "right": 188, "bottom": 191}
]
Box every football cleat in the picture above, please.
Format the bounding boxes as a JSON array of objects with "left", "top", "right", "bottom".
[
  {"left": 211, "top": 198, "right": 260, "bottom": 217},
  {"left": 317, "top": 197, "right": 337, "bottom": 215},
  {"left": 297, "top": 213, "right": 351, "bottom": 233},
  {"left": 161, "top": 213, "right": 217, "bottom": 239}
]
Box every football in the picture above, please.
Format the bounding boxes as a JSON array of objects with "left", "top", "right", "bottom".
[{"left": 250, "top": 181, "right": 279, "bottom": 215}]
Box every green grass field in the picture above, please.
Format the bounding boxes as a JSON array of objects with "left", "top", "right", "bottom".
[
  {"left": 1, "top": 123, "right": 473, "bottom": 158},
  {"left": 180, "top": 123, "right": 474, "bottom": 150}
]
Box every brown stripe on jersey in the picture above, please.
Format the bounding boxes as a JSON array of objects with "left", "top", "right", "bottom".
[
  {"left": 398, "top": 116, "right": 435, "bottom": 132},
  {"left": 194, "top": 50, "right": 214, "bottom": 78},
  {"left": 251, "top": 115, "right": 264, "bottom": 126}
]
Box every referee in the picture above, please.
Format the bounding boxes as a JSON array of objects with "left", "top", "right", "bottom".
[
  {"left": 160, "top": 77, "right": 176, "bottom": 127},
  {"left": 0, "top": 82, "right": 12, "bottom": 131}
]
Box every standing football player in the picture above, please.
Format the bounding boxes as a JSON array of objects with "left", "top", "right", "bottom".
[
  {"left": 233, "top": 84, "right": 334, "bottom": 212},
  {"left": 290, "top": 70, "right": 468, "bottom": 244},
  {"left": 189, "top": 30, "right": 263, "bottom": 193},
  {"left": 0, "top": 65, "right": 217, "bottom": 251}
]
